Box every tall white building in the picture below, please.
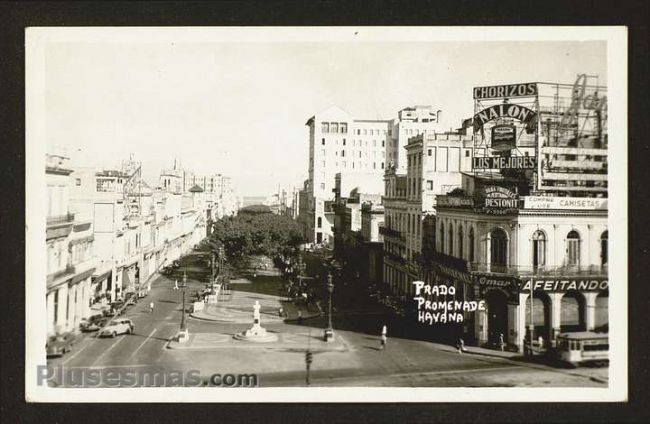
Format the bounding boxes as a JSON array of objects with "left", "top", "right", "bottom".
[{"left": 303, "top": 105, "right": 443, "bottom": 245}]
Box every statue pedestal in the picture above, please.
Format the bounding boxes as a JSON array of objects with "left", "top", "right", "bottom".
[
  {"left": 233, "top": 313, "right": 278, "bottom": 342},
  {"left": 176, "top": 329, "right": 190, "bottom": 343},
  {"left": 233, "top": 324, "right": 278, "bottom": 342}
]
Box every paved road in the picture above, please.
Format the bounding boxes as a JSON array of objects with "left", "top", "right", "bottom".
[
  {"left": 45, "top": 263, "right": 607, "bottom": 388},
  {"left": 46, "top": 272, "right": 198, "bottom": 385}
]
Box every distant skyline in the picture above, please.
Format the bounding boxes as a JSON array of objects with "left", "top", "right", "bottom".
[{"left": 42, "top": 30, "right": 607, "bottom": 196}]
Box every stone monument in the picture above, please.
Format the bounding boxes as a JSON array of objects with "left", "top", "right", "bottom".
[{"left": 233, "top": 300, "right": 278, "bottom": 342}]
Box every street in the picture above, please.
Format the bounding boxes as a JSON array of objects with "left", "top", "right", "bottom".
[{"left": 46, "top": 260, "right": 608, "bottom": 388}]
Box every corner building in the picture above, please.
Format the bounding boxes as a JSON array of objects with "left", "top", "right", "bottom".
[{"left": 425, "top": 76, "right": 609, "bottom": 352}]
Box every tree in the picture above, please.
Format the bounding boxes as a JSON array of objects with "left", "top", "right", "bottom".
[
  {"left": 210, "top": 208, "right": 305, "bottom": 271},
  {"left": 448, "top": 187, "right": 466, "bottom": 196},
  {"left": 238, "top": 204, "right": 272, "bottom": 215}
]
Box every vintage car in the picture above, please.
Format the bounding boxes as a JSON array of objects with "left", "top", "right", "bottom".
[
  {"left": 46, "top": 332, "right": 77, "bottom": 357},
  {"left": 79, "top": 314, "right": 108, "bottom": 332},
  {"left": 98, "top": 319, "right": 135, "bottom": 338}
]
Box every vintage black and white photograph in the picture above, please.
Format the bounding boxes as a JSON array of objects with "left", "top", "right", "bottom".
[{"left": 25, "top": 27, "right": 627, "bottom": 402}]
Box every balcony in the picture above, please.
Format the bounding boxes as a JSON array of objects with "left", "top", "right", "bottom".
[
  {"left": 384, "top": 252, "right": 406, "bottom": 265},
  {"left": 379, "top": 226, "right": 404, "bottom": 240},
  {"left": 47, "top": 264, "right": 75, "bottom": 286},
  {"left": 47, "top": 212, "right": 75, "bottom": 226},
  {"left": 467, "top": 263, "right": 608, "bottom": 277}
]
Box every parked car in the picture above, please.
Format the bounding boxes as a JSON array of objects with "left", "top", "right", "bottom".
[
  {"left": 101, "top": 306, "right": 118, "bottom": 317},
  {"left": 98, "top": 319, "right": 135, "bottom": 338},
  {"left": 80, "top": 314, "right": 108, "bottom": 332},
  {"left": 46, "top": 332, "right": 77, "bottom": 357}
]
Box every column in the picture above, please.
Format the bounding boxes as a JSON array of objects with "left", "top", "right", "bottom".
[
  {"left": 46, "top": 292, "right": 55, "bottom": 336},
  {"left": 517, "top": 293, "right": 528, "bottom": 353},
  {"left": 549, "top": 292, "right": 563, "bottom": 344},
  {"left": 476, "top": 308, "right": 488, "bottom": 345},
  {"left": 82, "top": 278, "right": 91, "bottom": 319},
  {"left": 56, "top": 285, "right": 68, "bottom": 334},
  {"left": 485, "top": 231, "right": 491, "bottom": 273},
  {"left": 584, "top": 292, "right": 598, "bottom": 331}
]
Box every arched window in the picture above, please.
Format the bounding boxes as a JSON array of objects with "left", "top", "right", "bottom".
[
  {"left": 532, "top": 230, "right": 547, "bottom": 268},
  {"left": 439, "top": 223, "right": 445, "bottom": 253},
  {"left": 468, "top": 227, "right": 475, "bottom": 263},
  {"left": 600, "top": 230, "right": 608, "bottom": 266},
  {"left": 458, "top": 226, "right": 464, "bottom": 260},
  {"left": 566, "top": 230, "right": 581, "bottom": 266},
  {"left": 490, "top": 228, "right": 508, "bottom": 267},
  {"left": 448, "top": 223, "right": 454, "bottom": 256}
]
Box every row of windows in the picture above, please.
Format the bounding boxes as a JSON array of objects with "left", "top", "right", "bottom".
[
  {"left": 321, "top": 122, "right": 348, "bottom": 134},
  {"left": 317, "top": 161, "right": 385, "bottom": 170},
  {"left": 321, "top": 138, "right": 386, "bottom": 147},
  {"left": 438, "top": 225, "right": 608, "bottom": 268},
  {"left": 355, "top": 128, "right": 390, "bottom": 136}
]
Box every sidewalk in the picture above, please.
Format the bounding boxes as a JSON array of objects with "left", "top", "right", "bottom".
[
  {"left": 427, "top": 340, "right": 522, "bottom": 360},
  {"left": 167, "top": 329, "right": 348, "bottom": 352}
]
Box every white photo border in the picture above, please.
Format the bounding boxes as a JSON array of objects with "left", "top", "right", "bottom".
[{"left": 25, "top": 26, "right": 628, "bottom": 403}]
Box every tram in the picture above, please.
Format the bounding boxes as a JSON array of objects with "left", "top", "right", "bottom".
[{"left": 555, "top": 331, "right": 609, "bottom": 367}]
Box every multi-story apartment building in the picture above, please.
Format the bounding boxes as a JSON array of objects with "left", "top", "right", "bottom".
[
  {"left": 47, "top": 154, "right": 233, "bottom": 340},
  {"left": 179, "top": 170, "right": 239, "bottom": 220},
  {"left": 382, "top": 131, "right": 472, "bottom": 300},
  {"left": 46, "top": 154, "right": 97, "bottom": 336},
  {"left": 303, "top": 105, "right": 443, "bottom": 246}
]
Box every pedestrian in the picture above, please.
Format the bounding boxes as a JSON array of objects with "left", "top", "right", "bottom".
[
  {"left": 457, "top": 338, "right": 465, "bottom": 354},
  {"left": 278, "top": 306, "right": 284, "bottom": 317},
  {"left": 499, "top": 333, "right": 505, "bottom": 352},
  {"left": 149, "top": 301, "right": 154, "bottom": 313},
  {"left": 174, "top": 280, "right": 179, "bottom": 290},
  {"left": 297, "top": 310, "right": 303, "bottom": 325},
  {"left": 538, "top": 335, "right": 544, "bottom": 352},
  {"left": 380, "top": 333, "right": 387, "bottom": 350}
]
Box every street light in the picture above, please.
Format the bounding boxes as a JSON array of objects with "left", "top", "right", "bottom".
[
  {"left": 324, "top": 273, "right": 334, "bottom": 342},
  {"left": 180, "top": 271, "right": 188, "bottom": 331}
]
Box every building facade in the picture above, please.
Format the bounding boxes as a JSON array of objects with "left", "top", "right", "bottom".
[
  {"left": 396, "top": 76, "right": 609, "bottom": 352},
  {"left": 46, "top": 154, "right": 97, "bottom": 336},
  {"left": 432, "top": 176, "right": 608, "bottom": 352},
  {"left": 382, "top": 131, "right": 473, "bottom": 301},
  {"left": 303, "top": 105, "right": 443, "bottom": 246},
  {"left": 48, "top": 156, "right": 225, "bottom": 338}
]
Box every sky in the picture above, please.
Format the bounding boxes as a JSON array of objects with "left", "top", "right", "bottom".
[{"left": 43, "top": 35, "right": 607, "bottom": 197}]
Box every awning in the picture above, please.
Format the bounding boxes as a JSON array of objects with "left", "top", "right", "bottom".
[
  {"left": 71, "top": 268, "right": 95, "bottom": 284},
  {"left": 92, "top": 270, "right": 112, "bottom": 285}
]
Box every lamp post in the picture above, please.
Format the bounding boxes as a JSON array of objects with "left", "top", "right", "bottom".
[
  {"left": 180, "top": 271, "right": 188, "bottom": 331},
  {"left": 324, "top": 273, "right": 334, "bottom": 342},
  {"left": 211, "top": 251, "right": 216, "bottom": 284}
]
